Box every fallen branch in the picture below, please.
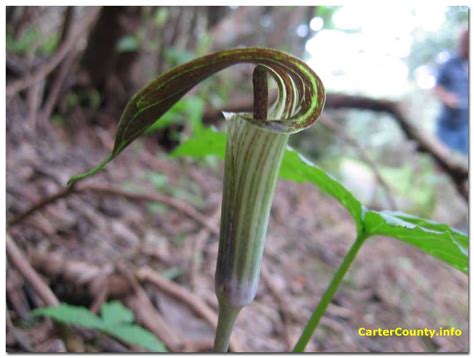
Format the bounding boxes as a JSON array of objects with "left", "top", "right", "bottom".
[
  {"left": 29, "top": 250, "right": 127, "bottom": 297},
  {"left": 189, "top": 207, "right": 221, "bottom": 291},
  {"left": 28, "top": 251, "right": 185, "bottom": 351},
  {"left": 89, "top": 277, "right": 110, "bottom": 314},
  {"left": 29, "top": 250, "right": 238, "bottom": 351},
  {"left": 6, "top": 270, "right": 30, "bottom": 320},
  {"left": 260, "top": 266, "right": 294, "bottom": 350},
  {"left": 325, "top": 94, "right": 468, "bottom": 201},
  {"left": 8, "top": 183, "right": 218, "bottom": 235},
  {"left": 7, "top": 310, "right": 34, "bottom": 352},
  {"left": 8, "top": 185, "right": 76, "bottom": 227},
  {"left": 85, "top": 184, "right": 219, "bottom": 235},
  {"left": 6, "top": 235, "right": 59, "bottom": 307},
  {"left": 118, "top": 265, "right": 183, "bottom": 352},
  {"left": 137, "top": 267, "right": 217, "bottom": 328},
  {"left": 136, "top": 267, "right": 241, "bottom": 352}
]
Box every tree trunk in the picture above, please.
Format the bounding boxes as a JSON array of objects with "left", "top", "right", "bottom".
[{"left": 80, "top": 6, "right": 127, "bottom": 89}]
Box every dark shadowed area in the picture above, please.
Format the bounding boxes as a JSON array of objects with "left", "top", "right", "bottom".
[{"left": 6, "top": 6, "right": 468, "bottom": 353}]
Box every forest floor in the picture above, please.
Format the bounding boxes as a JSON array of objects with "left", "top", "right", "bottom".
[{"left": 6, "top": 104, "right": 468, "bottom": 353}]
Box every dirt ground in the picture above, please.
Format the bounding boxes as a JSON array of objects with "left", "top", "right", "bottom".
[{"left": 6, "top": 104, "right": 468, "bottom": 352}]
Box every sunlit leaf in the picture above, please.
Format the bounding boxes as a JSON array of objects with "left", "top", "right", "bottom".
[
  {"left": 171, "top": 127, "right": 227, "bottom": 160},
  {"left": 101, "top": 301, "right": 134, "bottom": 325},
  {"left": 364, "top": 210, "right": 468, "bottom": 273},
  {"left": 33, "top": 302, "right": 167, "bottom": 352},
  {"left": 32, "top": 304, "right": 103, "bottom": 330},
  {"left": 279, "top": 147, "right": 364, "bottom": 235},
  {"left": 105, "top": 325, "right": 167, "bottom": 352}
]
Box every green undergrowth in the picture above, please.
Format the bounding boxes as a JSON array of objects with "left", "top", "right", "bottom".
[{"left": 32, "top": 301, "right": 167, "bottom": 352}]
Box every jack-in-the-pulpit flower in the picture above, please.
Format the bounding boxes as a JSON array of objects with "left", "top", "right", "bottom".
[
  {"left": 216, "top": 112, "right": 289, "bottom": 308},
  {"left": 67, "top": 48, "right": 325, "bottom": 352},
  {"left": 213, "top": 62, "right": 324, "bottom": 351}
]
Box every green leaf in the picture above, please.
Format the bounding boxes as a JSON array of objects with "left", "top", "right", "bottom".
[
  {"left": 364, "top": 210, "right": 468, "bottom": 273},
  {"left": 32, "top": 302, "right": 167, "bottom": 352},
  {"left": 171, "top": 126, "right": 227, "bottom": 160},
  {"left": 7, "top": 28, "right": 38, "bottom": 55},
  {"left": 101, "top": 301, "right": 134, "bottom": 326},
  {"left": 32, "top": 304, "right": 104, "bottom": 330},
  {"left": 103, "top": 325, "right": 167, "bottom": 352},
  {"left": 144, "top": 96, "right": 204, "bottom": 134},
  {"left": 280, "top": 147, "right": 364, "bottom": 235}
]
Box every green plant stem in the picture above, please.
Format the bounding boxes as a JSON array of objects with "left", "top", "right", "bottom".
[
  {"left": 293, "top": 234, "right": 367, "bottom": 352},
  {"left": 213, "top": 301, "right": 242, "bottom": 352}
]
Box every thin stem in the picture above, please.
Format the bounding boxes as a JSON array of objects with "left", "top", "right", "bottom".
[
  {"left": 292, "top": 234, "right": 367, "bottom": 352},
  {"left": 213, "top": 301, "right": 242, "bottom": 352}
]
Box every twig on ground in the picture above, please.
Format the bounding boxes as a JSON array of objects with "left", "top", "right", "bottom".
[
  {"left": 136, "top": 266, "right": 241, "bottom": 352},
  {"left": 8, "top": 185, "right": 76, "bottom": 227},
  {"left": 182, "top": 338, "right": 214, "bottom": 352},
  {"left": 29, "top": 250, "right": 122, "bottom": 296},
  {"left": 8, "top": 183, "right": 218, "bottom": 235},
  {"left": 137, "top": 267, "right": 216, "bottom": 325},
  {"left": 85, "top": 184, "right": 219, "bottom": 235},
  {"left": 6, "top": 235, "right": 59, "bottom": 307},
  {"left": 89, "top": 278, "right": 110, "bottom": 314},
  {"left": 189, "top": 207, "right": 221, "bottom": 291},
  {"left": 6, "top": 269, "right": 30, "bottom": 320},
  {"left": 118, "top": 265, "right": 183, "bottom": 352},
  {"left": 260, "top": 265, "right": 294, "bottom": 350},
  {"left": 7, "top": 309, "right": 34, "bottom": 352},
  {"left": 28, "top": 249, "right": 240, "bottom": 351},
  {"left": 35, "top": 338, "right": 67, "bottom": 353}
]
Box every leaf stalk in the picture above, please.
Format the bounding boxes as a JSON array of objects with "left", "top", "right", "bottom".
[
  {"left": 293, "top": 234, "right": 367, "bottom": 352},
  {"left": 213, "top": 300, "right": 242, "bottom": 352}
]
